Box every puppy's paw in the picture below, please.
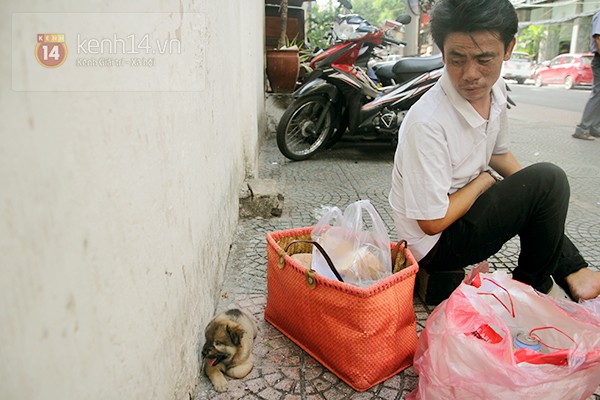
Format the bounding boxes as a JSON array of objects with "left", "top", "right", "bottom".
[{"left": 210, "top": 375, "right": 228, "bottom": 392}]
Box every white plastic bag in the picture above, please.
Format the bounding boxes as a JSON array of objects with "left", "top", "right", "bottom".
[
  {"left": 311, "top": 200, "right": 392, "bottom": 287},
  {"left": 408, "top": 271, "right": 600, "bottom": 400}
]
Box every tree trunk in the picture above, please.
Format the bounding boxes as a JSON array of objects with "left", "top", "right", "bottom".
[{"left": 278, "top": 0, "right": 288, "bottom": 49}]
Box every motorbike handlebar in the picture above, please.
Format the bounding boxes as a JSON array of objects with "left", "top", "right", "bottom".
[{"left": 383, "top": 36, "right": 407, "bottom": 47}]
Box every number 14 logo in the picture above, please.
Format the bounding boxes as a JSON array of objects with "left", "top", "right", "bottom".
[{"left": 35, "top": 34, "right": 68, "bottom": 68}]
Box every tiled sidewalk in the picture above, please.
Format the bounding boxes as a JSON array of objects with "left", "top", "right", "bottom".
[{"left": 196, "top": 124, "right": 600, "bottom": 399}]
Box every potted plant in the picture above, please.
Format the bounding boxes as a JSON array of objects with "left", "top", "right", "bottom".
[{"left": 266, "top": 0, "right": 301, "bottom": 93}]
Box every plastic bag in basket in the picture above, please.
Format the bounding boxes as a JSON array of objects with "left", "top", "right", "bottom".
[{"left": 311, "top": 199, "right": 392, "bottom": 287}]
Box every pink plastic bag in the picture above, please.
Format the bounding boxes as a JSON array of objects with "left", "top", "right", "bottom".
[{"left": 408, "top": 271, "right": 600, "bottom": 400}]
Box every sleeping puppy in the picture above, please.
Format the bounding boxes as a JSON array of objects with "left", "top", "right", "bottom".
[{"left": 202, "top": 308, "right": 258, "bottom": 392}]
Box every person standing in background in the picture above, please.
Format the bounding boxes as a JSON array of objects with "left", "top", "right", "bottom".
[{"left": 572, "top": 10, "right": 600, "bottom": 141}]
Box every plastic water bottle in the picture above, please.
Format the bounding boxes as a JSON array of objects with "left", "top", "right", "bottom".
[{"left": 513, "top": 332, "right": 541, "bottom": 352}]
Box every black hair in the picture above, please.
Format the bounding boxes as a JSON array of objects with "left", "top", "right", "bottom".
[{"left": 430, "top": 0, "right": 518, "bottom": 52}]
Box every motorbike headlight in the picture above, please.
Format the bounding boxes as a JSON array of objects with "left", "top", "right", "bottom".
[
  {"left": 350, "top": 31, "right": 368, "bottom": 40},
  {"left": 333, "top": 22, "right": 356, "bottom": 40}
]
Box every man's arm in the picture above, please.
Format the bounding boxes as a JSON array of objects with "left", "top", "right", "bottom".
[
  {"left": 417, "top": 151, "right": 522, "bottom": 235},
  {"left": 417, "top": 172, "right": 496, "bottom": 235},
  {"left": 489, "top": 151, "right": 522, "bottom": 177},
  {"left": 595, "top": 34, "right": 600, "bottom": 53}
]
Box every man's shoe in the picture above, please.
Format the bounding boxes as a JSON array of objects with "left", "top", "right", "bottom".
[
  {"left": 572, "top": 130, "right": 595, "bottom": 140},
  {"left": 590, "top": 128, "right": 600, "bottom": 138}
]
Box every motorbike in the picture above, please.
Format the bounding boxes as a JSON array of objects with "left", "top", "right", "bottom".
[{"left": 276, "top": 9, "right": 444, "bottom": 161}]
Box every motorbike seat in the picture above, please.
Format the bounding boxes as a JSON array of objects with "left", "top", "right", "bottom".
[
  {"left": 371, "top": 61, "right": 397, "bottom": 81},
  {"left": 392, "top": 53, "right": 443, "bottom": 75},
  {"left": 372, "top": 54, "right": 443, "bottom": 85}
]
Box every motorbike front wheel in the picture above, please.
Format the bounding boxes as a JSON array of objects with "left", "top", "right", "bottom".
[{"left": 276, "top": 95, "right": 335, "bottom": 161}]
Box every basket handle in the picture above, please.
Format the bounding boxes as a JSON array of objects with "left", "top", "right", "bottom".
[
  {"left": 284, "top": 240, "right": 345, "bottom": 282},
  {"left": 391, "top": 240, "right": 408, "bottom": 273}
]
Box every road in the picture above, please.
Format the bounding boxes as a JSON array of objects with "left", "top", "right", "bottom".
[{"left": 505, "top": 82, "right": 591, "bottom": 127}]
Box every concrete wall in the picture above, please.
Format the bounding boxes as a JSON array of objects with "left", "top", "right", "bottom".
[{"left": 0, "top": 0, "right": 264, "bottom": 399}]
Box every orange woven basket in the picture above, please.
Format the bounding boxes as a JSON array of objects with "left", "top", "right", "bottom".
[{"left": 264, "top": 226, "right": 419, "bottom": 392}]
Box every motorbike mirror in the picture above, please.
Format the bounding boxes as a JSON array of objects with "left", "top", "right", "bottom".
[
  {"left": 395, "top": 14, "right": 412, "bottom": 25},
  {"left": 338, "top": 0, "right": 352, "bottom": 9}
]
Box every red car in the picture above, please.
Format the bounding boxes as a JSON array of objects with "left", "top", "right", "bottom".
[{"left": 533, "top": 53, "right": 594, "bottom": 89}]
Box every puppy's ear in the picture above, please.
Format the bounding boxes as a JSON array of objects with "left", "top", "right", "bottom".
[
  {"left": 204, "top": 320, "right": 216, "bottom": 339},
  {"left": 226, "top": 323, "right": 244, "bottom": 346}
]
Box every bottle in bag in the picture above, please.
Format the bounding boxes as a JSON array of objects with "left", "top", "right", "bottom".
[{"left": 513, "top": 332, "right": 541, "bottom": 352}]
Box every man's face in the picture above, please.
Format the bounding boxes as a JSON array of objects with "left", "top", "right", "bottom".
[{"left": 442, "top": 31, "right": 515, "bottom": 106}]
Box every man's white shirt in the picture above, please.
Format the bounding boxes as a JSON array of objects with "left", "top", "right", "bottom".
[{"left": 389, "top": 70, "right": 510, "bottom": 261}]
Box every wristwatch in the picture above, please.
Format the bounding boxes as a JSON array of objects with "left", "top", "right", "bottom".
[{"left": 484, "top": 168, "right": 502, "bottom": 182}]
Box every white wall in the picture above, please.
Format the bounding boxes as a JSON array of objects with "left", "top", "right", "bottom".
[{"left": 0, "top": 0, "right": 265, "bottom": 399}]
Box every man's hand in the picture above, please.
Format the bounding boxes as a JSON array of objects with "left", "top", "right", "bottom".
[{"left": 418, "top": 151, "right": 523, "bottom": 235}]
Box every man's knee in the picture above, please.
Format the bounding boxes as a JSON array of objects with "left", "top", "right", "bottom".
[{"left": 524, "top": 162, "right": 568, "bottom": 189}]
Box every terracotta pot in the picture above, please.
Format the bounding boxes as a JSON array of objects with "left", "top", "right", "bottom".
[{"left": 266, "top": 49, "right": 300, "bottom": 93}]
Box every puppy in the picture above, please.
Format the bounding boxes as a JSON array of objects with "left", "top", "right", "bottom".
[{"left": 202, "top": 308, "right": 258, "bottom": 392}]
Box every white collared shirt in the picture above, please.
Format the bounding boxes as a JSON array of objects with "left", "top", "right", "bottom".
[{"left": 389, "top": 70, "right": 510, "bottom": 261}]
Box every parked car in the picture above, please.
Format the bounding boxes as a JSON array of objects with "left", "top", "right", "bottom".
[
  {"left": 533, "top": 53, "right": 594, "bottom": 90},
  {"left": 501, "top": 51, "right": 533, "bottom": 84}
]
